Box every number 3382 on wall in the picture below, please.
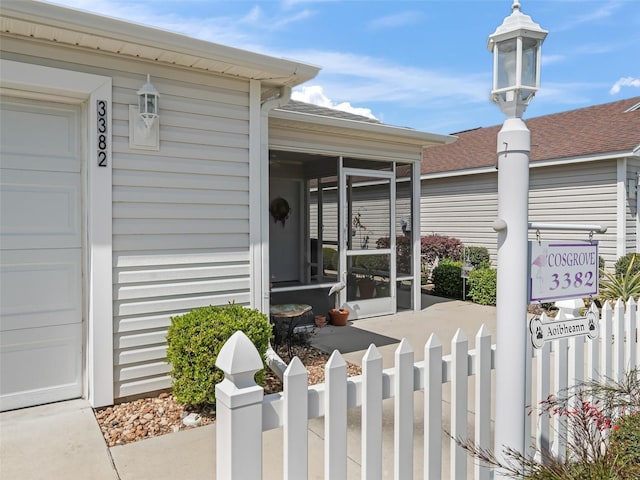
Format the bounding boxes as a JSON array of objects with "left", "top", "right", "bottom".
[
  {"left": 529, "top": 241, "right": 599, "bottom": 302},
  {"left": 97, "top": 100, "right": 108, "bottom": 167}
]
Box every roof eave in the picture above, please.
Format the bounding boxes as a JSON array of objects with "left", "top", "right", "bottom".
[
  {"left": 421, "top": 149, "right": 639, "bottom": 180},
  {"left": 0, "top": 1, "right": 320, "bottom": 87},
  {"left": 271, "top": 108, "right": 457, "bottom": 147}
]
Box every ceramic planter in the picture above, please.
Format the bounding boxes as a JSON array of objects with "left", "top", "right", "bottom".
[{"left": 328, "top": 308, "right": 349, "bottom": 326}]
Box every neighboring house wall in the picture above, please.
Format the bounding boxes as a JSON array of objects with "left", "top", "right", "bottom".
[
  {"left": 420, "top": 160, "right": 621, "bottom": 268},
  {"left": 421, "top": 172, "right": 499, "bottom": 257},
  {"left": 529, "top": 160, "right": 618, "bottom": 266},
  {"left": 2, "top": 40, "right": 254, "bottom": 399}
]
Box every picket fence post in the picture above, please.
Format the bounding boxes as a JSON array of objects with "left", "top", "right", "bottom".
[
  {"left": 361, "top": 344, "right": 383, "bottom": 480},
  {"left": 424, "top": 334, "right": 443, "bottom": 479},
  {"left": 215, "top": 331, "right": 265, "bottom": 480},
  {"left": 213, "top": 300, "right": 639, "bottom": 480}
]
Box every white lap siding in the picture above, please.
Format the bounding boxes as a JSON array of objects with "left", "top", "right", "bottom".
[
  {"left": 529, "top": 161, "right": 618, "bottom": 268},
  {"left": 1, "top": 40, "right": 253, "bottom": 399},
  {"left": 112, "top": 76, "right": 251, "bottom": 398},
  {"left": 420, "top": 160, "right": 619, "bottom": 267},
  {"left": 420, "top": 173, "right": 499, "bottom": 261}
]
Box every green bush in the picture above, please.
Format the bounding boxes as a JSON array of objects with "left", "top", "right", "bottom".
[
  {"left": 432, "top": 258, "right": 465, "bottom": 299},
  {"left": 465, "top": 246, "right": 491, "bottom": 269},
  {"left": 166, "top": 304, "right": 272, "bottom": 408},
  {"left": 614, "top": 253, "right": 640, "bottom": 277},
  {"left": 609, "top": 412, "right": 640, "bottom": 478},
  {"left": 322, "top": 247, "right": 337, "bottom": 271},
  {"left": 467, "top": 268, "right": 497, "bottom": 305}
]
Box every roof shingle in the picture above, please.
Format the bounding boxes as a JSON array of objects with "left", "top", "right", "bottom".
[
  {"left": 279, "top": 99, "right": 382, "bottom": 124},
  {"left": 421, "top": 97, "right": 640, "bottom": 175}
]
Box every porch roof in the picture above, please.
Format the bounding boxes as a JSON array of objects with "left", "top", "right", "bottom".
[{"left": 272, "top": 101, "right": 456, "bottom": 150}]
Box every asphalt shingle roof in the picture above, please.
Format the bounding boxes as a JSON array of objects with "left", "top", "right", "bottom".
[
  {"left": 421, "top": 96, "right": 640, "bottom": 175},
  {"left": 279, "top": 99, "right": 383, "bottom": 124}
]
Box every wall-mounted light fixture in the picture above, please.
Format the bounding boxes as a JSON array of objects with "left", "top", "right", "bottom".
[{"left": 129, "top": 74, "right": 160, "bottom": 150}]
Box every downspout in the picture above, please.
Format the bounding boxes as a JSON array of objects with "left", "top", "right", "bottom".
[{"left": 257, "top": 86, "right": 292, "bottom": 313}]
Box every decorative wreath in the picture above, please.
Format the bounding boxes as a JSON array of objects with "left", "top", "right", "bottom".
[{"left": 269, "top": 197, "right": 291, "bottom": 226}]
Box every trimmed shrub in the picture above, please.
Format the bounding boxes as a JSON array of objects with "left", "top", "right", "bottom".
[
  {"left": 166, "top": 304, "right": 272, "bottom": 408},
  {"left": 614, "top": 253, "right": 640, "bottom": 277},
  {"left": 421, "top": 234, "right": 464, "bottom": 265},
  {"left": 432, "top": 258, "right": 465, "bottom": 299},
  {"left": 467, "top": 268, "right": 497, "bottom": 305},
  {"left": 322, "top": 247, "right": 337, "bottom": 271},
  {"left": 465, "top": 246, "right": 491, "bottom": 269}
]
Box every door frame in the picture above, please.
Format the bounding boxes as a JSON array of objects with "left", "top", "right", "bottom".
[
  {"left": 338, "top": 163, "right": 396, "bottom": 319},
  {"left": 1, "top": 59, "right": 113, "bottom": 407}
]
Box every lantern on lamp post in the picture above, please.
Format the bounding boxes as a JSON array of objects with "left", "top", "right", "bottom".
[
  {"left": 489, "top": 0, "right": 547, "bottom": 118},
  {"left": 488, "top": 2, "right": 546, "bottom": 477}
]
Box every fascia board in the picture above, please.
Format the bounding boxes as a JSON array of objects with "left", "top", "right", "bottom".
[
  {"left": 2, "top": 1, "right": 320, "bottom": 86},
  {"left": 420, "top": 151, "right": 635, "bottom": 180},
  {"left": 270, "top": 108, "right": 456, "bottom": 147}
]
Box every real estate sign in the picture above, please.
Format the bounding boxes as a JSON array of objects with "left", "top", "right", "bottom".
[{"left": 529, "top": 241, "right": 599, "bottom": 302}]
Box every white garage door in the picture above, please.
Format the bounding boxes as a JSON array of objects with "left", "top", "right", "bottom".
[{"left": 1, "top": 97, "right": 83, "bottom": 411}]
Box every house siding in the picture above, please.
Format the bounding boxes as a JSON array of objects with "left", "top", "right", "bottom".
[
  {"left": 420, "top": 172, "right": 499, "bottom": 258},
  {"left": 529, "top": 161, "right": 618, "bottom": 268},
  {"left": 1, "top": 40, "right": 254, "bottom": 398},
  {"left": 420, "top": 160, "right": 620, "bottom": 268}
]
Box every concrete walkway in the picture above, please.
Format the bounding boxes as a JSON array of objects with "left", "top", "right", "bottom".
[{"left": 0, "top": 295, "right": 496, "bottom": 480}]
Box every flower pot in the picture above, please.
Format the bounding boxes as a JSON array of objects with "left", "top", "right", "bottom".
[
  {"left": 358, "top": 278, "right": 376, "bottom": 299},
  {"left": 314, "top": 315, "right": 327, "bottom": 328},
  {"left": 328, "top": 308, "right": 349, "bottom": 326}
]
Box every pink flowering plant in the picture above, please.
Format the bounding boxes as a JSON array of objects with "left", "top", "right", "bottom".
[{"left": 456, "top": 367, "right": 640, "bottom": 479}]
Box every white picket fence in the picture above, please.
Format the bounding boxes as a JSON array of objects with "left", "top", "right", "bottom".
[{"left": 215, "top": 298, "right": 639, "bottom": 480}]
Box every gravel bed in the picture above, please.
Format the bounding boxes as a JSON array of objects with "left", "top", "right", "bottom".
[{"left": 94, "top": 344, "right": 361, "bottom": 447}]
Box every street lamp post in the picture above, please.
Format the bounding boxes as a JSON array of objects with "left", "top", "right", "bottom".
[{"left": 488, "top": 1, "right": 547, "bottom": 477}]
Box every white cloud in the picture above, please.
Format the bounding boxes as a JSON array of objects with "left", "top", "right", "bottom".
[
  {"left": 368, "top": 11, "right": 424, "bottom": 30},
  {"left": 609, "top": 77, "right": 640, "bottom": 95},
  {"left": 541, "top": 54, "right": 565, "bottom": 66},
  {"left": 46, "top": 0, "right": 312, "bottom": 49},
  {"left": 292, "top": 85, "right": 379, "bottom": 120},
  {"left": 554, "top": 0, "right": 621, "bottom": 32},
  {"left": 288, "top": 49, "right": 490, "bottom": 106}
]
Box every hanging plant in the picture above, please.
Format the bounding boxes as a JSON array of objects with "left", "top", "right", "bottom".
[{"left": 269, "top": 197, "right": 291, "bottom": 226}]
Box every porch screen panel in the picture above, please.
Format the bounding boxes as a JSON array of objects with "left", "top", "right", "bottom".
[{"left": 396, "top": 163, "right": 413, "bottom": 276}]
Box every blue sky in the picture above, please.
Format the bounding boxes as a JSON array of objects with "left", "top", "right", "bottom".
[{"left": 48, "top": 0, "right": 639, "bottom": 134}]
